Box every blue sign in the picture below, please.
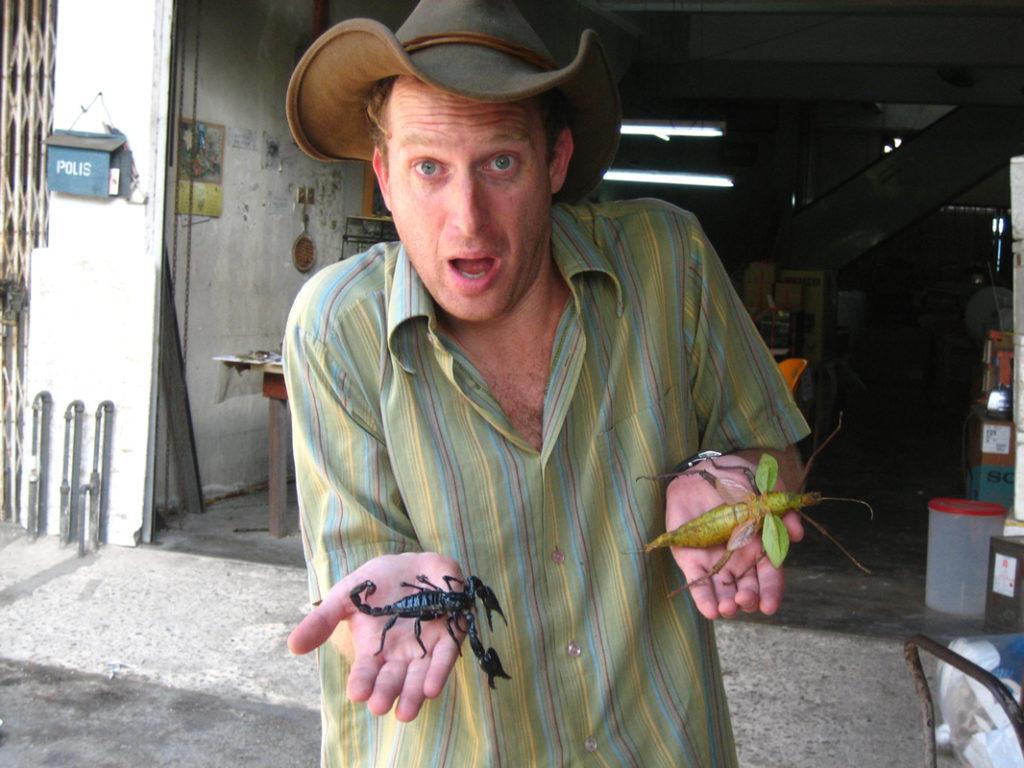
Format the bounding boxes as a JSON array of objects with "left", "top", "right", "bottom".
[{"left": 45, "top": 130, "right": 128, "bottom": 198}]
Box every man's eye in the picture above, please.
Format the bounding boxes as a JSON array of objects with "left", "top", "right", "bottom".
[
  {"left": 491, "top": 155, "right": 513, "bottom": 171},
  {"left": 416, "top": 160, "right": 438, "bottom": 176}
]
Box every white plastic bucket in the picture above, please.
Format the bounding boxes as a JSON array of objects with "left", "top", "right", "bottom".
[{"left": 925, "top": 498, "right": 1006, "bottom": 615}]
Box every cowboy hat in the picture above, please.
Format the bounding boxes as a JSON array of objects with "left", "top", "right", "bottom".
[{"left": 286, "top": 0, "right": 621, "bottom": 203}]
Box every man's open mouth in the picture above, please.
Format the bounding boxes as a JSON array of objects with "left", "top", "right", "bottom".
[{"left": 451, "top": 257, "right": 496, "bottom": 280}]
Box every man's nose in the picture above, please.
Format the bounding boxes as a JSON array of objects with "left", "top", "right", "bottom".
[{"left": 448, "top": 172, "right": 486, "bottom": 238}]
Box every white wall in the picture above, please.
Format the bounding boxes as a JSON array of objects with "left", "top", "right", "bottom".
[
  {"left": 23, "top": 0, "right": 175, "bottom": 545},
  {"left": 1012, "top": 155, "right": 1024, "bottom": 520},
  {"left": 159, "top": 0, "right": 363, "bottom": 500}
]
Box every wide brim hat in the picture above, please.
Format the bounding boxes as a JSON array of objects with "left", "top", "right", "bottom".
[{"left": 286, "top": 0, "right": 621, "bottom": 203}]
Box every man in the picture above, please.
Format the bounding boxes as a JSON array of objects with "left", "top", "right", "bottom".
[{"left": 283, "top": 0, "right": 809, "bottom": 765}]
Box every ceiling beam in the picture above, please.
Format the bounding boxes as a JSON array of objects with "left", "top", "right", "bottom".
[
  {"left": 622, "top": 60, "right": 1024, "bottom": 107},
  {"left": 597, "top": 0, "right": 1024, "bottom": 13}
]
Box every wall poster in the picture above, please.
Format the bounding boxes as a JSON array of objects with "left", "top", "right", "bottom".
[{"left": 177, "top": 118, "right": 224, "bottom": 217}]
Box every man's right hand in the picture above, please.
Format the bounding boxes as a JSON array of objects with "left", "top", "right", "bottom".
[{"left": 288, "top": 551, "right": 465, "bottom": 722}]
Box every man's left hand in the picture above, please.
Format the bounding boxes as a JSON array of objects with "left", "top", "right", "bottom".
[{"left": 663, "top": 448, "right": 804, "bottom": 620}]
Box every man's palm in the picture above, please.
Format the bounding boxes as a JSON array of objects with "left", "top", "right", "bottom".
[{"left": 289, "top": 552, "right": 466, "bottom": 721}]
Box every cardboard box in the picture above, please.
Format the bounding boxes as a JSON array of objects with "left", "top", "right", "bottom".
[
  {"left": 967, "top": 408, "right": 1015, "bottom": 468},
  {"left": 986, "top": 535, "right": 1024, "bottom": 632},
  {"left": 967, "top": 407, "right": 1015, "bottom": 507},
  {"left": 778, "top": 269, "right": 835, "bottom": 361},
  {"left": 969, "top": 465, "right": 1015, "bottom": 509},
  {"left": 742, "top": 261, "right": 777, "bottom": 312}
]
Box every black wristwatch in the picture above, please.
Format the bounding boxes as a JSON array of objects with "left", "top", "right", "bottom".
[{"left": 670, "top": 449, "right": 729, "bottom": 475}]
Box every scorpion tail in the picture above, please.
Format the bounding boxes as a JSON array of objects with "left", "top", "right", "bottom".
[
  {"left": 349, "top": 580, "right": 377, "bottom": 613},
  {"left": 465, "top": 608, "right": 511, "bottom": 688},
  {"left": 480, "top": 648, "right": 512, "bottom": 689}
]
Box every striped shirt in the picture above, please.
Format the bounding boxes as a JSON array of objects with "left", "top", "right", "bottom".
[{"left": 284, "top": 198, "right": 809, "bottom": 767}]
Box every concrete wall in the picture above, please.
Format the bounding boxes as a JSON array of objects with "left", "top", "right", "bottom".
[
  {"left": 23, "top": 0, "right": 175, "bottom": 546},
  {"left": 158, "top": 0, "right": 364, "bottom": 502},
  {"left": 25, "top": 0, "right": 368, "bottom": 545}
]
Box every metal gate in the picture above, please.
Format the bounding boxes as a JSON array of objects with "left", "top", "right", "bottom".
[{"left": 0, "top": 1, "right": 58, "bottom": 522}]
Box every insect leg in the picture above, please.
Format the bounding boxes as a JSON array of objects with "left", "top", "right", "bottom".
[
  {"left": 415, "top": 574, "right": 444, "bottom": 591},
  {"left": 732, "top": 552, "right": 769, "bottom": 584},
  {"left": 445, "top": 615, "right": 463, "bottom": 656},
  {"left": 697, "top": 469, "right": 717, "bottom": 487},
  {"left": 705, "top": 549, "right": 734, "bottom": 580},
  {"left": 740, "top": 467, "right": 758, "bottom": 493},
  {"left": 400, "top": 580, "right": 428, "bottom": 592},
  {"left": 413, "top": 618, "right": 428, "bottom": 658},
  {"left": 375, "top": 614, "right": 400, "bottom": 655},
  {"left": 442, "top": 575, "right": 465, "bottom": 592},
  {"left": 704, "top": 458, "right": 758, "bottom": 494},
  {"left": 670, "top": 519, "right": 766, "bottom": 595},
  {"left": 668, "top": 549, "right": 736, "bottom": 596},
  {"left": 670, "top": 523, "right": 760, "bottom": 595}
]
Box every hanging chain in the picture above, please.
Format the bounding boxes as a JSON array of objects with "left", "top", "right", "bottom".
[
  {"left": 161, "top": 0, "right": 201, "bottom": 515},
  {"left": 162, "top": 1, "right": 190, "bottom": 514},
  {"left": 181, "top": 0, "right": 201, "bottom": 371}
]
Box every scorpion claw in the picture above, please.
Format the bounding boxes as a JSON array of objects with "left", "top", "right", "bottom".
[
  {"left": 475, "top": 584, "right": 509, "bottom": 630},
  {"left": 479, "top": 648, "right": 511, "bottom": 689}
]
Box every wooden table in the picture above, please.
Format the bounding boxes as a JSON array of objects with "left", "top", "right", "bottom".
[
  {"left": 213, "top": 356, "right": 290, "bottom": 537},
  {"left": 261, "top": 365, "right": 290, "bottom": 538}
]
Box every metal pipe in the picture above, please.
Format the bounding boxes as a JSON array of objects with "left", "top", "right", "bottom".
[
  {"left": 59, "top": 400, "right": 84, "bottom": 548},
  {"left": 27, "top": 391, "right": 52, "bottom": 539},
  {"left": 82, "top": 401, "right": 114, "bottom": 552},
  {"left": 904, "top": 633, "right": 1024, "bottom": 767}
]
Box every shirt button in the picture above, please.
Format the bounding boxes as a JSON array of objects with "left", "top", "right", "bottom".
[
  {"left": 584, "top": 737, "right": 598, "bottom": 752},
  {"left": 567, "top": 641, "right": 582, "bottom": 658},
  {"left": 551, "top": 547, "right": 565, "bottom": 564}
]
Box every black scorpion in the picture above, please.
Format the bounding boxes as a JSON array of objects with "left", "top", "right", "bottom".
[{"left": 350, "top": 574, "right": 511, "bottom": 689}]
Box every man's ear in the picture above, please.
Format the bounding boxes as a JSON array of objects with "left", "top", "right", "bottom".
[
  {"left": 371, "top": 147, "right": 392, "bottom": 210},
  {"left": 548, "top": 127, "right": 574, "bottom": 196}
]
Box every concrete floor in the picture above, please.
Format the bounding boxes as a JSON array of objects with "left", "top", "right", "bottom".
[
  {"left": 0, "top": 377, "right": 1003, "bottom": 767},
  {"left": 1, "top": 503, "right": 957, "bottom": 768}
]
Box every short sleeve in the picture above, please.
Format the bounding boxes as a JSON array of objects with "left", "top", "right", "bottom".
[{"left": 679, "top": 212, "right": 810, "bottom": 452}]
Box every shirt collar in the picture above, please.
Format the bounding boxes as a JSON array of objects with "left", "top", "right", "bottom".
[
  {"left": 551, "top": 203, "right": 624, "bottom": 317},
  {"left": 386, "top": 204, "right": 625, "bottom": 373},
  {"left": 387, "top": 244, "right": 436, "bottom": 373}
]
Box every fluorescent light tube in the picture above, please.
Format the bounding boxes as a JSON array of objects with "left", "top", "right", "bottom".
[
  {"left": 620, "top": 120, "right": 725, "bottom": 140},
  {"left": 603, "top": 169, "right": 734, "bottom": 188}
]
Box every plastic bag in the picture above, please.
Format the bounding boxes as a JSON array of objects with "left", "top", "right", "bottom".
[{"left": 935, "top": 635, "right": 1024, "bottom": 768}]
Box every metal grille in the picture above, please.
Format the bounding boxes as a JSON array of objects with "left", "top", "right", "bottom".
[{"left": 1, "top": 0, "right": 57, "bottom": 522}]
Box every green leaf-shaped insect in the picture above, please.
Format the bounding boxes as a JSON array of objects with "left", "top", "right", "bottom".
[{"left": 644, "top": 429, "right": 872, "bottom": 592}]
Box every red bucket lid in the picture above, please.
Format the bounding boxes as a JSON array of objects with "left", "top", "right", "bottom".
[{"left": 929, "top": 497, "right": 1006, "bottom": 517}]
